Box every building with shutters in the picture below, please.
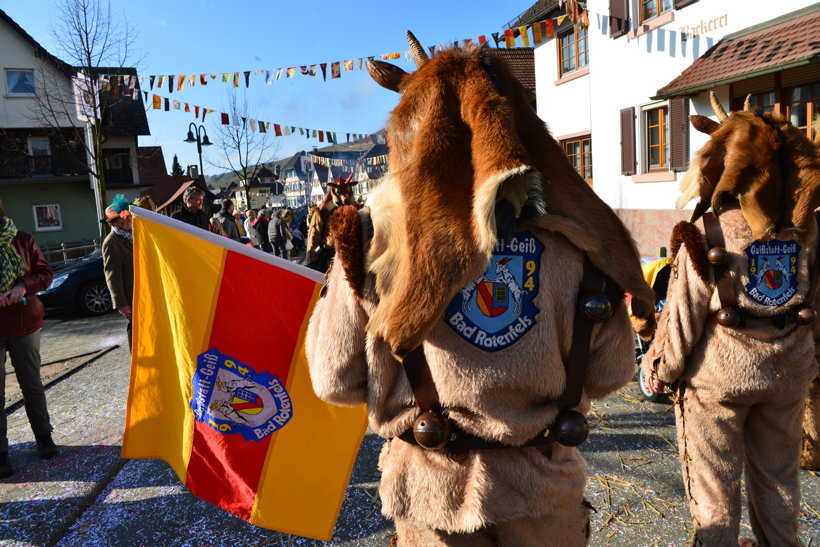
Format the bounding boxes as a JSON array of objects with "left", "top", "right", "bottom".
[{"left": 511, "top": 0, "right": 819, "bottom": 254}]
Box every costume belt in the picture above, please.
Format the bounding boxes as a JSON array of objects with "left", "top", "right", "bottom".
[{"left": 395, "top": 256, "right": 616, "bottom": 456}]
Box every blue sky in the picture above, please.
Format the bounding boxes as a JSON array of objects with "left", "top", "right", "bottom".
[{"left": 2, "top": 0, "right": 535, "bottom": 177}]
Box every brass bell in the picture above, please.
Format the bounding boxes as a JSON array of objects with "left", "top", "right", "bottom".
[
  {"left": 797, "top": 306, "right": 817, "bottom": 325},
  {"left": 707, "top": 247, "right": 729, "bottom": 266},
  {"left": 580, "top": 294, "right": 612, "bottom": 322},
  {"left": 716, "top": 306, "right": 741, "bottom": 327},
  {"left": 412, "top": 410, "right": 452, "bottom": 450},
  {"left": 552, "top": 409, "right": 589, "bottom": 447}
]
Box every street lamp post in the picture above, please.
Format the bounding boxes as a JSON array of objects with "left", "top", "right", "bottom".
[{"left": 183, "top": 122, "right": 212, "bottom": 179}]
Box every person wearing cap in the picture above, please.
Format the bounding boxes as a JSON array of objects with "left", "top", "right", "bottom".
[
  {"left": 0, "top": 198, "right": 55, "bottom": 479},
  {"left": 101, "top": 195, "right": 135, "bottom": 350}
]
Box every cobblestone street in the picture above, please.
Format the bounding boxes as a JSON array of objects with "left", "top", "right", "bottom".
[{"left": 1, "top": 313, "right": 818, "bottom": 545}]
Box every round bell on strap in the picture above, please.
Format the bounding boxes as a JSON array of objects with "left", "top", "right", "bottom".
[
  {"left": 580, "top": 294, "right": 612, "bottom": 323},
  {"left": 716, "top": 306, "right": 741, "bottom": 327},
  {"left": 797, "top": 306, "right": 817, "bottom": 325},
  {"left": 413, "top": 410, "right": 452, "bottom": 450},
  {"left": 707, "top": 247, "right": 729, "bottom": 266},
  {"left": 552, "top": 409, "right": 589, "bottom": 447}
]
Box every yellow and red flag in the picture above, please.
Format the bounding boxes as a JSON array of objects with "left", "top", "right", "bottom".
[{"left": 122, "top": 208, "right": 367, "bottom": 541}]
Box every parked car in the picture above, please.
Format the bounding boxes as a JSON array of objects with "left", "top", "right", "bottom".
[{"left": 37, "top": 249, "right": 112, "bottom": 316}]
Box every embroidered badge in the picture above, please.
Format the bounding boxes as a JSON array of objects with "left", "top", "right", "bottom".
[
  {"left": 444, "top": 231, "right": 544, "bottom": 351},
  {"left": 744, "top": 240, "right": 800, "bottom": 307},
  {"left": 190, "top": 348, "right": 292, "bottom": 441}
]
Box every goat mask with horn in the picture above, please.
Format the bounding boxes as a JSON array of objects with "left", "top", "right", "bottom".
[
  {"left": 679, "top": 91, "right": 820, "bottom": 241},
  {"left": 364, "top": 31, "right": 655, "bottom": 358}
]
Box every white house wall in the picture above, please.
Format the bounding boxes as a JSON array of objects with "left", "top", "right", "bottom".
[
  {"left": 0, "top": 17, "right": 77, "bottom": 129},
  {"left": 532, "top": 0, "right": 817, "bottom": 253}
]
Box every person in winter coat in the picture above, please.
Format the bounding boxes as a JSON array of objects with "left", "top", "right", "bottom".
[
  {"left": 642, "top": 97, "right": 820, "bottom": 546},
  {"left": 171, "top": 187, "right": 211, "bottom": 231},
  {"left": 252, "top": 209, "right": 272, "bottom": 253},
  {"left": 0, "top": 198, "right": 55, "bottom": 479},
  {"left": 216, "top": 199, "right": 241, "bottom": 241},
  {"left": 268, "top": 209, "right": 293, "bottom": 258},
  {"left": 101, "top": 195, "right": 135, "bottom": 350}
]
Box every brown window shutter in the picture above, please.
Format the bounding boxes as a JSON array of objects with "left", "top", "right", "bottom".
[
  {"left": 674, "top": 0, "right": 699, "bottom": 8},
  {"left": 669, "top": 98, "right": 690, "bottom": 172},
  {"left": 620, "top": 107, "right": 636, "bottom": 176},
  {"left": 610, "top": 0, "right": 629, "bottom": 39}
]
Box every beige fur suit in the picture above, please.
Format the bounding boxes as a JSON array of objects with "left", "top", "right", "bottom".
[
  {"left": 307, "top": 223, "right": 635, "bottom": 546},
  {"left": 643, "top": 204, "right": 819, "bottom": 546}
]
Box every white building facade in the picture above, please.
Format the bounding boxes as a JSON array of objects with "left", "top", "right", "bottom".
[{"left": 523, "top": 0, "right": 819, "bottom": 254}]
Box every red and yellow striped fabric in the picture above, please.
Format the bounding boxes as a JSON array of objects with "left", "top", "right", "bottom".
[{"left": 122, "top": 208, "right": 367, "bottom": 541}]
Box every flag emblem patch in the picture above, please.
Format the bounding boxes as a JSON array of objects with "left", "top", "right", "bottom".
[
  {"left": 444, "top": 232, "right": 544, "bottom": 351},
  {"left": 744, "top": 240, "right": 800, "bottom": 307},
  {"left": 191, "top": 348, "right": 293, "bottom": 441}
]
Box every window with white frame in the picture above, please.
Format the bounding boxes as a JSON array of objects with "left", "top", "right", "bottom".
[
  {"left": 5, "top": 69, "right": 36, "bottom": 95},
  {"left": 643, "top": 103, "right": 669, "bottom": 172}
]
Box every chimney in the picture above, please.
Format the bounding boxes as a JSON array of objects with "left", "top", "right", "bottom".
[{"left": 187, "top": 165, "right": 199, "bottom": 178}]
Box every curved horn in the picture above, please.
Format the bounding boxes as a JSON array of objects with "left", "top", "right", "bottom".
[
  {"left": 743, "top": 94, "right": 753, "bottom": 111},
  {"left": 407, "top": 30, "right": 429, "bottom": 68},
  {"left": 710, "top": 91, "right": 728, "bottom": 122}
]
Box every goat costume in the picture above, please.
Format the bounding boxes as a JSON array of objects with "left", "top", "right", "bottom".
[
  {"left": 306, "top": 33, "right": 655, "bottom": 546},
  {"left": 305, "top": 174, "right": 359, "bottom": 271},
  {"left": 642, "top": 96, "right": 820, "bottom": 546}
]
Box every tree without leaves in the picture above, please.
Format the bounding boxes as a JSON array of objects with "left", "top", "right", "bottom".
[
  {"left": 170, "top": 154, "right": 184, "bottom": 176},
  {"left": 208, "top": 92, "right": 278, "bottom": 208},
  {"left": 29, "top": 0, "right": 142, "bottom": 231}
]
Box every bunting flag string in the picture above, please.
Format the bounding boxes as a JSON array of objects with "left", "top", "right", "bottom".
[
  {"left": 107, "top": 11, "right": 589, "bottom": 91},
  {"left": 307, "top": 153, "right": 387, "bottom": 170},
  {"left": 147, "top": 91, "right": 381, "bottom": 145}
]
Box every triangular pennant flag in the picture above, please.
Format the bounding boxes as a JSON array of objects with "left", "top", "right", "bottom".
[
  {"left": 274, "top": 124, "right": 282, "bottom": 136},
  {"left": 266, "top": 70, "right": 273, "bottom": 84},
  {"left": 355, "top": 59, "right": 363, "bottom": 70},
  {"left": 189, "top": 74, "right": 196, "bottom": 87},
  {"left": 250, "top": 119, "right": 257, "bottom": 132},
  {"left": 244, "top": 71, "right": 250, "bottom": 87},
  {"left": 210, "top": 73, "right": 218, "bottom": 80},
  {"left": 428, "top": 45, "right": 435, "bottom": 56},
  {"left": 309, "top": 65, "right": 317, "bottom": 76},
  {"left": 491, "top": 33, "right": 501, "bottom": 47},
  {"left": 545, "top": 19, "right": 555, "bottom": 39},
  {"left": 320, "top": 63, "right": 327, "bottom": 81},
  {"left": 222, "top": 73, "right": 230, "bottom": 83},
  {"left": 177, "top": 75, "right": 185, "bottom": 91},
  {"left": 581, "top": 10, "right": 590, "bottom": 29},
  {"left": 331, "top": 62, "right": 340, "bottom": 79},
  {"left": 318, "top": 130, "right": 324, "bottom": 142},
  {"left": 158, "top": 75, "right": 165, "bottom": 88},
  {"left": 203, "top": 109, "right": 213, "bottom": 121},
  {"left": 149, "top": 75, "right": 155, "bottom": 89},
  {"left": 152, "top": 94, "right": 161, "bottom": 109},
  {"left": 194, "top": 106, "right": 200, "bottom": 118},
  {"left": 259, "top": 120, "right": 266, "bottom": 133},
  {"left": 276, "top": 68, "right": 283, "bottom": 80},
  {"left": 143, "top": 91, "right": 148, "bottom": 102},
  {"left": 343, "top": 60, "right": 353, "bottom": 71},
  {"left": 478, "top": 35, "right": 487, "bottom": 45},
  {"left": 185, "top": 103, "right": 190, "bottom": 113},
  {"left": 287, "top": 67, "right": 296, "bottom": 78},
  {"left": 168, "top": 75, "right": 174, "bottom": 93},
  {"left": 200, "top": 74, "right": 207, "bottom": 85},
  {"left": 172, "top": 100, "right": 181, "bottom": 110},
  {"left": 221, "top": 113, "right": 229, "bottom": 125},
  {"left": 233, "top": 72, "right": 239, "bottom": 88},
  {"left": 241, "top": 116, "right": 247, "bottom": 126},
  {"left": 283, "top": 126, "right": 291, "bottom": 136},
  {"left": 164, "top": 97, "right": 170, "bottom": 111}
]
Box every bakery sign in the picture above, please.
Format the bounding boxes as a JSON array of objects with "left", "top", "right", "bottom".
[{"left": 679, "top": 13, "right": 728, "bottom": 40}]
